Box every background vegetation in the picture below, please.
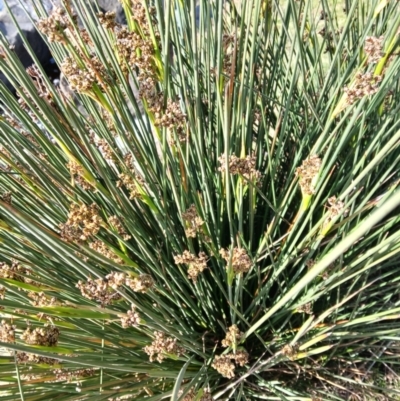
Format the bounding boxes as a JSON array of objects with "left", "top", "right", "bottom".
[{"left": 0, "top": 0, "right": 400, "bottom": 400}]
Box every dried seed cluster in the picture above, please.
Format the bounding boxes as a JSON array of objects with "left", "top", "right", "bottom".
[
  {"left": 295, "top": 155, "right": 322, "bottom": 195},
  {"left": 60, "top": 203, "right": 102, "bottom": 243},
  {"left": 37, "top": 7, "right": 74, "bottom": 43},
  {"left": 179, "top": 388, "right": 213, "bottom": 401},
  {"left": 326, "top": 196, "right": 348, "bottom": 218},
  {"left": 221, "top": 325, "right": 243, "bottom": 347},
  {"left": 143, "top": 331, "right": 185, "bottom": 363},
  {"left": 0, "top": 285, "right": 5, "bottom": 300},
  {"left": 67, "top": 160, "right": 89, "bottom": 188},
  {"left": 220, "top": 247, "right": 252, "bottom": 275},
  {"left": 154, "top": 99, "right": 187, "bottom": 143},
  {"left": 108, "top": 216, "right": 132, "bottom": 240},
  {"left": 16, "top": 352, "right": 59, "bottom": 365},
  {"left": 28, "top": 291, "right": 57, "bottom": 307},
  {"left": 281, "top": 344, "right": 299, "bottom": 360},
  {"left": 53, "top": 368, "right": 95, "bottom": 382},
  {"left": 76, "top": 276, "right": 122, "bottom": 306},
  {"left": 1, "top": 191, "right": 12, "bottom": 204},
  {"left": 126, "top": 274, "right": 154, "bottom": 293},
  {"left": 211, "top": 350, "right": 249, "bottom": 378},
  {"left": 120, "top": 304, "right": 141, "bottom": 328},
  {"left": 21, "top": 325, "right": 59, "bottom": 346},
  {"left": 182, "top": 204, "right": 204, "bottom": 238},
  {"left": 297, "top": 302, "right": 313, "bottom": 315},
  {"left": 0, "top": 320, "right": 16, "bottom": 343},
  {"left": 364, "top": 36, "right": 384, "bottom": 63},
  {"left": 89, "top": 240, "right": 124, "bottom": 264},
  {"left": 344, "top": 72, "right": 382, "bottom": 105},
  {"left": 0, "top": 260, "right": 35, "bottom": 284},
  {"left": 117, "top": 171, "right": 144, "bottom": 199},
  {"left": 60, "top": 56, "right": 108, "bottom": 93},
  {"left": 174, "top": 251, "right": 208, "bottom": 283},
  {"left": 218, "top": 153, "right": 261, "bottom": 183}
]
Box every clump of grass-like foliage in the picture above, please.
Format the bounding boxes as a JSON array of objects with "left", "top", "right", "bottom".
[{"left": 0, "top": 0, "right": 400, "bottom": 399}]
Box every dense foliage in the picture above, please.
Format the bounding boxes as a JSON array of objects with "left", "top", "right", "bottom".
[{"left": 0, "top": 0, "right": 400, "bottom": 400}]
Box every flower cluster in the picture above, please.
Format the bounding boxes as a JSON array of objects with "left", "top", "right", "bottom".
[
  {"left": 67, "top": 160, "right": 94, "bottom": 190},
  {"left": 344, "top": 72, "right": 382, "bottom": 105},
  {"left": 218, "top": 153, "right": 261, "bottom": 183},
  {"left": 1, "top": 191, "right": 12, "bottom": 204},
  {"left": 0, "top": 320, "right": 16, "bottom": 343},
  {"left": 364, "top": 36, "right": 384, "bottom": 63},
  {"left": 89, "top": 240, "right": 124, "bottom": 264},
  {"left": 16, "top": 352, "right": 59, "bottom": 365},
  {"left": 0, "top": 285, "right": 5, "bottom": 300},
  {"left": 53, "top": 368, "right": 96, "bottom": 383},
  {"left": 179, "top": 388, "right": 214, "bottom": 401},
  {"left": 60, "top": 56, "right": 108, "bottom": 93},
  {"left": 37, "top": 7, "right": 75, "bottom": 44},
  {"left": 76, "top": 276, "right": 122, "bottom": 306},
  {"left": 211, "top": 350, "right": 249, "bottom": 378},
  {"left": 222, "top": 325, "right": 244, "bottom": 347},
  {"left": 281, "top": 344, "right": 299, "bottom": 360},
  {"left": 154, "top": 99, "right": 187, "bottom": 143},
  {"left": 174, "top": 251, "right": 208, "bottom": 283},
  {"left": 21, "top": 325, "right": 60, "bottom": 346},
  {"left": 125, "top": 274, "right": 154, "bottom": 293},
  {"left": 295, "top": 155, "right": 322, "bottom": 195},
  {"left": 0, "top": 260, "right": 35, "bottom": 284},
  {"left": 117, "top": 171, "right": 144, "bottom": 199},
  {"left": 143, "top": 331, "right": 185, "bottom": 363},
  {"left": 182, "top": 204, "right": 204, "bottom": 238},
  {"left": 28, "top": 291, "right": 57, "bottom": 307},
  {"left": 60, "top": 203, "right": 102, "bottom": 243},
  {"left": 220, "top": 247, "right": 252, "bottom": 275},
  {"left": 97, "top": 11, "right": 117, "bottom": 30},
  {"left": 326, "top": 196, "right": 348, "bottom": 218},
  {"left": 120, "top": 304, "right": 141, "bottom": 328},
  {"left": 108, "top": 216, "right": 132, "bottom": 240}
]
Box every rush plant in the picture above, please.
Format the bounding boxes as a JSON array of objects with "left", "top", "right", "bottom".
[{"left": 0, "top": 0, "right": 400, "bottom": 400}]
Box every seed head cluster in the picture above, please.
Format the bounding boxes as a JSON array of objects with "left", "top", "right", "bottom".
[
  {"left": 0, "top": 320, "right": 16, "bottom": 343},
  {"left": 66, "top": 160, "right": 93, "bottom": 191},
  {"left": 120, "top": 304, "right": 141, "bottom": 328},
  {"left": 16, "top": 352, "right": 59, "bottom": 365},
  {"left": 281, "top": 344, "right": 299, "bottom": 360},
  {"left": 364, "top": 36, "right": 384, "bottom": 63},
  {"left": 218, "top": 153, "right": 261, "bottom": 183},
  {"left": 143, "top": 331, "right": 185, "bottom": 363},
  {"left": 182, "top": 204, "right": 204, "bottom": 238},
  {"left": 117, "top": 171, "right": 144, "bottom": 199},
  {"left": 220, "top": 247, "right": 252, "bottom": 275},
  {"left": 212, "top": 350, "right": 249, "bottom": 378},
  {"left": 295, "top": 155, "right": 322, "bottom": 195},
  {"left": 60, "top": 56, "right": 108, "bottom": 93},
  {"left": 222, "top": 325, "right": 244, "bottom": 347},
  {"left": 108, "top": 216, "right": 132, "bottom": 240},
  {"left": 174, "top": 251, "right": 208, "bottom": 283},
  {"left": 344, "top": 72, "right": 382, "bottom": 105},
  {"left": 179, "top": 388, "right": 214, "bottom": 401},
  {"left": 21, "top": 325, "right": 60, "bottom": 346},
  {"left": 53, "top": 368, "right": 95, "bottom": 383},
  {"left": 76, "top": 276, "right": 122, "bottom": 306},
  {"left": 0, "top": 260, "right": 35, "bottom": 284},
  {"left": 28, "top": 291, "right": 57, "bottom": 307},
  {"left": 0, "top": 285, "right": 5, "bottom": 300},
  {"left": 126, "top": 274, "right": 154, "bottom": 293},
  {"left": 60, "top": 203, "right": 102, "bottom": 243},
  {"left": 89, "top": 240, "right": 124, "bottom": 264},
  {"left": 37, "top": 7, "right": 75, "bottom": 44},
  {"left": 326, "top": 196, "right": 348, "bottom": 218}
]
